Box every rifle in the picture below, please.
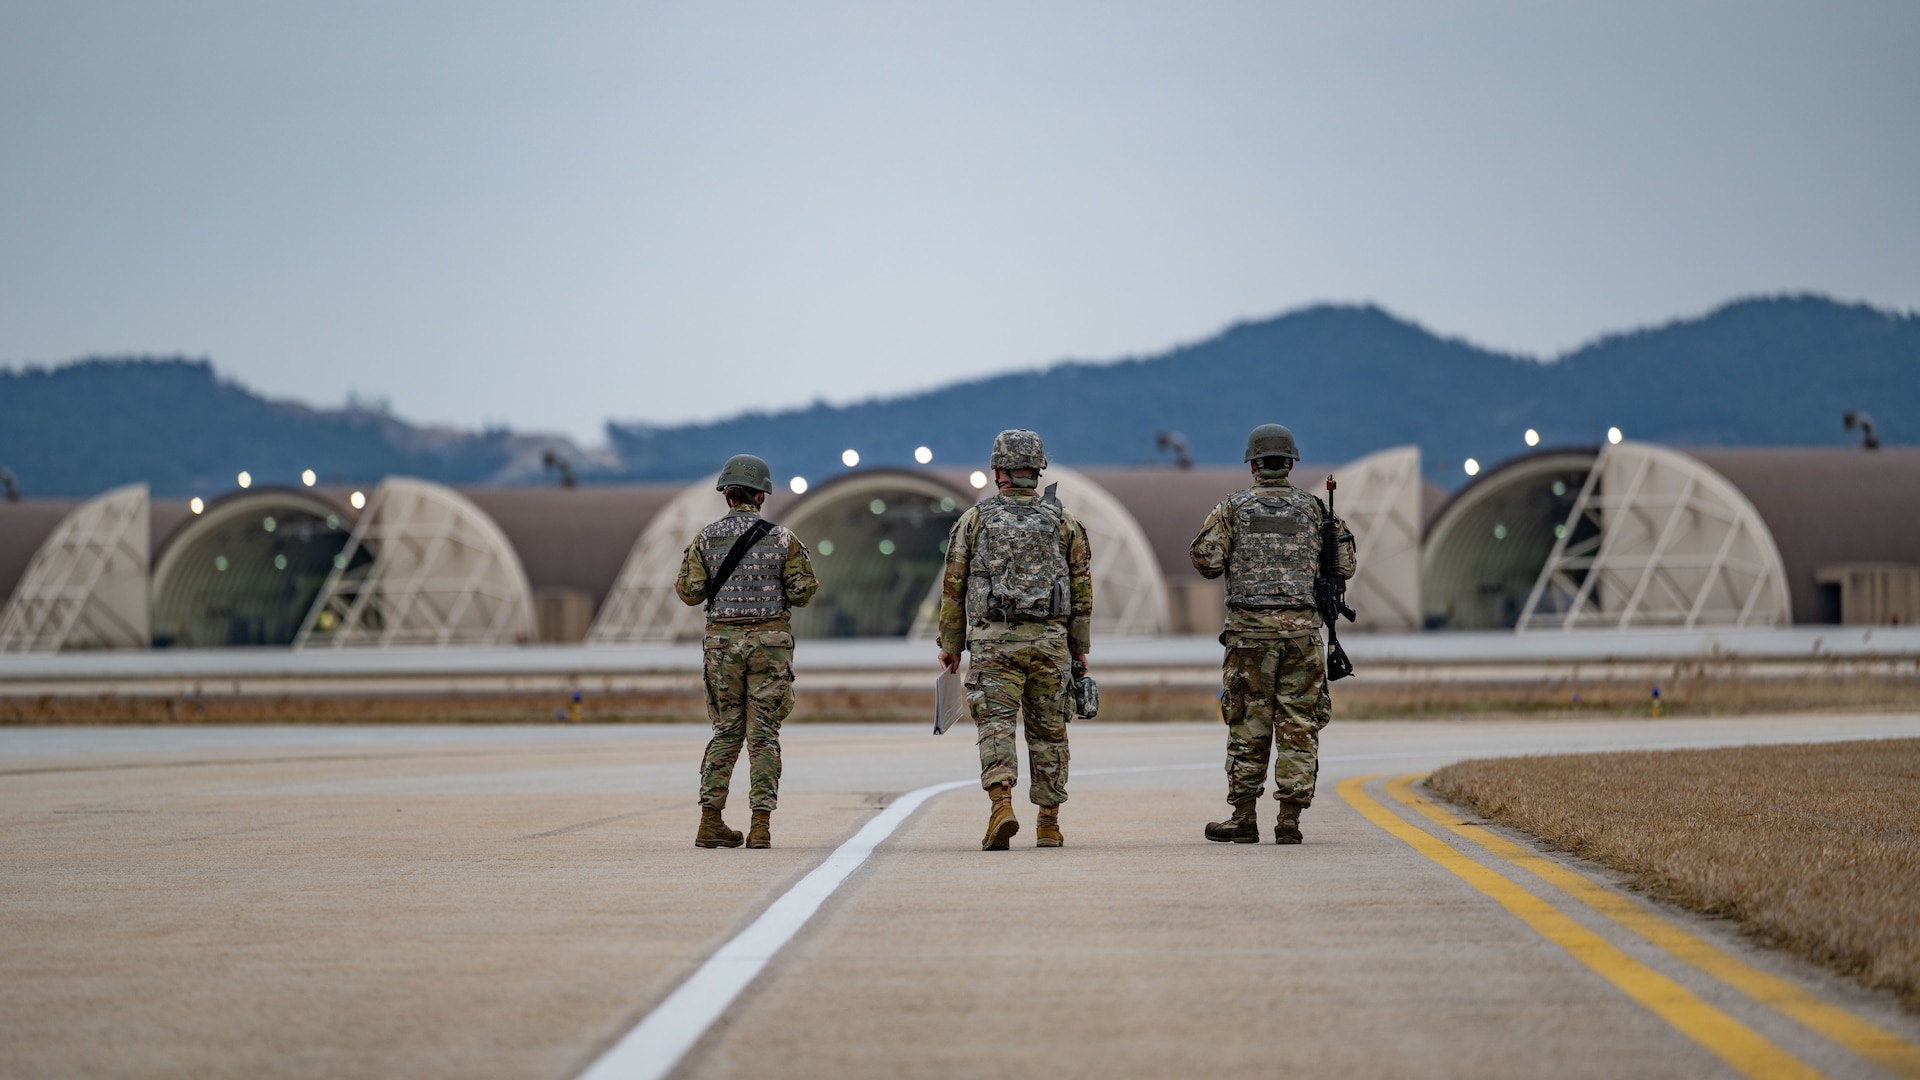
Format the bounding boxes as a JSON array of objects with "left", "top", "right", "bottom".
[{"left": 1317, "top": 475, "right": 1357, "bottom": 681}]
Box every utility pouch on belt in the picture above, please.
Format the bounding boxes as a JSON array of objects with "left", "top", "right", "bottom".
[
  {"left": 1070, "top": 660, "right": 1099, "bottom": 720},
  {"left": 704, "top": 518, "right": 776, "bottom": 605}
]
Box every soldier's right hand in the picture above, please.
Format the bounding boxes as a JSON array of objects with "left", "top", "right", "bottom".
[{"left": 938, "top": 650, "right": 961, "bottom": 673}]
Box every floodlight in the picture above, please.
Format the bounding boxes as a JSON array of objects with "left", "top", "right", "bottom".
[
  {"left": 349, "top": 491, "right": 367, "bottom": 510},
  {"left": 301, "top": 469, "right": 317, "bottom": 487},
  {"left": 841, "top": 448, "right": 860, "bottom": 467},
  {"left": 237, "top": 471, "right": 252, "bottom": 489},
  {"left": 1607, "top": 426, "right": 1624, "bottom": 444},
  {"left": 189, "top": 497, "right": 205, "bottom": 514},
  {"left": 1463, "top": 458, "right": 1481, "bottom": 477},
  {"left": 914, "top": 446, "right": 933, "bottom": 464},
  {"left": 1524, "top": 429, "right": 1540, "bottom": 447},
  {"left": 789, "top": 476, "right": 809, "bottom": 494},
  {"left": 969, "top": 470, "right": 988, "bottom": 489}
]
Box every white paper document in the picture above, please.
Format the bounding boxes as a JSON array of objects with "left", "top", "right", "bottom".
[{"left": 934, "top": 670, "right": 966, "bottom": 735}]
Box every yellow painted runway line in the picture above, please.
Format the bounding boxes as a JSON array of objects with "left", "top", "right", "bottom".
[
  {"left": 1337, "top": 774, "right": 1824, "bottom": 1080},
  {"left": 1384, "top": 775, "right": 1920, "bottom": 1079}
]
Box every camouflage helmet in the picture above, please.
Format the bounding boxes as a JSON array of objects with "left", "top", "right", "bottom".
[
  {"left": 715, "top": 453, "right": 773, "bottom": 495},
  {"left": 989, "top": 429, "right": 1048, "bottom": 471},
  {"left": 1243, "top": 423, "right": 1300, "bottom": 463}
]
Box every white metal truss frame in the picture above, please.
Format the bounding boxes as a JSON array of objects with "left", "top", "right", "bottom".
[
  {"left": 1326, "top": 445, "right": 1423, "bottom": 633},
  {"left": 294, "top": 477, "right": 536, "bottom": 648},
  {"left": 907, "top": 465, "right": 1170, "bottom": 641},
  {"left": 1516, "top": 442, "right": 1791, "bottom": 632},
  {"left": 0, "top": 484, "right": 150, "bottom": 652},
  {"left": 585, "top": 476, "right": 721, "bottom": 644}
]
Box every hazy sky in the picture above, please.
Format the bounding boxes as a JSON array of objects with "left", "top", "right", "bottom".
[{"left": 4, "top": 2, "right": 1916, "bottom": 444}]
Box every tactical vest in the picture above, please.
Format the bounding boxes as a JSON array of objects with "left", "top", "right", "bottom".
[
  {"left": 965, "top": 495, "right": 1070, "bottom": 623},
  {"left": 700, "top": 511, "right": 791, "bottom": 620},
  {"left": 1224, "top": 485, "right": 1323, "bottom": 610}
]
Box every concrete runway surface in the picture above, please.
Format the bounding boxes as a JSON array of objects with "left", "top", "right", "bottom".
[{"left": 4, "top": 715, "right": 1919, "bottom": 1079}]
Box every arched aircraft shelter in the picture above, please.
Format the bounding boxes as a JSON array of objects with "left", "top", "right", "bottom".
[
  {"left": 779, "top": 470, "right": 967, "bottom": 639},
  {"left": 149, "top": 489, "right": 363, "bottom": 647},
  {"left": 1421, "top": 451, "right": 1596, "bottom": 631}
]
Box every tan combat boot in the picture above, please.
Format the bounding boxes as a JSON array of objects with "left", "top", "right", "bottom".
[
  {"left": 1035, "top": 805, "right": 1064, "bottom": 848},
  {"left": 982, "top": 783, "right": 1020, "bottom": 850},
  {"left": 1205, "top": 799, "right": 1259, "bottom": 844},
  {"left": 746, "top": 809, "right": 772, "bottom": 849},
  {"left": 695, "top": 806, "right": 744, "bottom": 849},
  {"left": 1275, "top": 802, "right": 1304, "bottom": 845}
]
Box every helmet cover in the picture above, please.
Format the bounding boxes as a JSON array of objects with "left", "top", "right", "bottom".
[{"left": 989, "top": 429, "right": 1049, "bottom": 471}]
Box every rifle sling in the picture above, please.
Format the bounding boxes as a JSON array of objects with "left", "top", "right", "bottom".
[{"left": 705, "top": 518, "right": 777, "bottom": 605}]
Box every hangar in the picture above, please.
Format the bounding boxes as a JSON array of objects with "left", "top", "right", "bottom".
[
  {"left": 1420, "top": 443, "right": 1920, "bottom": 632},
  {"left": 2, "top": 443, "right": 1914, "bottom": 653}
]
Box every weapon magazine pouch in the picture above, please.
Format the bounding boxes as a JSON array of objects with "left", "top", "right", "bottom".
[{"left": 705, "top": 518, "right": 776, "bottom": 605}]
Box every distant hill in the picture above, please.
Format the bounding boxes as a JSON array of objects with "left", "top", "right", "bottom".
[
  {"left": 608, "top": 295, "right": 1918, "bottom": 486},
  {"left": 3, "top": 295, "right": 1912, "bottom": 497},
  {"left": 0, "top": 359, "right": 568, "bottom": 497}
]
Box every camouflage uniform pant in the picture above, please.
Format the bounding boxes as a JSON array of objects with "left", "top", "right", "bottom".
[
  {"left": 1220, "top": 632, "right": 1331, "bottom": 807},
  {"left": 699, "top": 627, "right": 794, "bottom": 812},
  {"left": 966, "top": 637, "right": 1071, "bottom": 806}
]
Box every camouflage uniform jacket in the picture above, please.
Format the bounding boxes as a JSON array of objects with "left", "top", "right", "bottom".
[
  {"left": 938, "top": 491, "right": 1093, "bottom": 656},
  {"left": 674, "top": 500, "right": 819, "bottom": 630},
  {"left": 1189, "top": 476, "right": 1357, "bottom": 640}
]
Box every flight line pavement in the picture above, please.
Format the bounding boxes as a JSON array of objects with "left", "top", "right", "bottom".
[{"left": 3, "top": 715, "right": 1919, "bottom": 1079}]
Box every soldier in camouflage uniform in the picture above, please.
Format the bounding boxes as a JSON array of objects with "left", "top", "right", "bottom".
[
  {"left": 675, "top": 453, "right": 819, "bottom": 850},
  {"left": 937, "top": 429, "right": 1094, "bottom": 850},
  {"left": 1189, "top": 424, "right": 1356, "bottom": 845}
]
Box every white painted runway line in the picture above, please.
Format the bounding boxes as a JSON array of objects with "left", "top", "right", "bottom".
[
  {"left": 571, "top": 728, "right": 1920, "bottom": 1080},
  {"left": 570, "top": 753, "right": 1540, "bottom": 1080},
  {"left": 575, "top": 777, "right": 973, "bottom": 1080},
  {"left": 573, "top": 761, "right": 1235, "bottom": 1080}
]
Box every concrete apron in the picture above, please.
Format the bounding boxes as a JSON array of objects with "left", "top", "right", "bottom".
[{"left": 4, "top": 717, "right": 1920, "bottom": 1079}]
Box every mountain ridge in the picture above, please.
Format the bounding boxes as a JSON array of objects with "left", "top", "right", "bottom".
[
  {"left": 2, "top": 294, "right": 1912, "bottom": 497},
  {"left": 606, "top": 294, "right": 1916, "bottom": 484}
]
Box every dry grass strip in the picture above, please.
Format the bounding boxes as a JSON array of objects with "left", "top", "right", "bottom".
[{"left": 1430, "top": 739, "right": 1920, "bottom": 1011}]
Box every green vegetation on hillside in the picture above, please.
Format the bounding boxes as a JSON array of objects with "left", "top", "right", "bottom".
[
  {"left": 0, "top": 359, "right": 517, "bottom": 496},
  {"left": 3, "top": 295, "right": 1912, "bottom": 496},
  {"left": 607, "top": 296, "right": 1917, "bottom": 485}
]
